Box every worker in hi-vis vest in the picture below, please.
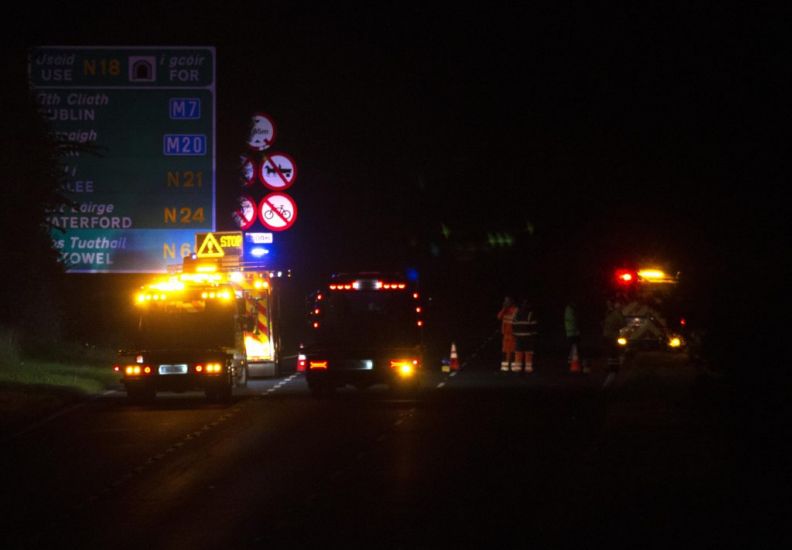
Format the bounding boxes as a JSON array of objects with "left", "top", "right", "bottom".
[
  {"left": 497, "top": 296, "right": 518, "bottom": 371},
  {"left": 512, "top": 299, "right": 538, "bottom": 373}
]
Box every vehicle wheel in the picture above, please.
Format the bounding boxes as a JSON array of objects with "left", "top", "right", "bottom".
[{"left": 236, "top": 363, "right": 248, "bottom": 388}]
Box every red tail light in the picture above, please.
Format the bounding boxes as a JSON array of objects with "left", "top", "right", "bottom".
[{"left": 615, "top": 269, "right": 637, "bottom": 285}]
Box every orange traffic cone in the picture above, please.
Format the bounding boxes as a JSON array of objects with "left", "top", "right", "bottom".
[
  {"left": 568, "top": 343, "right": 581, "bottom": 373},
  {"left": 450, "top": 342, "right": 460, "bottom": 371}
]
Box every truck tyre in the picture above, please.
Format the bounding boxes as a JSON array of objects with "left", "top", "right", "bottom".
[{"left": 236, "top": 364, "right": 248, "bottom": 389}]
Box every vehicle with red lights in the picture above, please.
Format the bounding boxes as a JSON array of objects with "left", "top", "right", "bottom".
[
  {"left": 610, "top": 266, "right": 686, "bottom": 354},
  {"left": 300, "top": 272, "right": 425, "bottom": 397},
  {"left": 115, "top": 255, "right": 283, "bottom": 402}
]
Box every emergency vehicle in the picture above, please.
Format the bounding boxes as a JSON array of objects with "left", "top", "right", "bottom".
[
  {"left": 299, "top": 272, "right": 425, "bottom": 397},
  {"left": 610, "top": 266, "right": 686, "bottom": 353},
  {"left": 115, "top": 233, "right": 283, "bottom": 402}
]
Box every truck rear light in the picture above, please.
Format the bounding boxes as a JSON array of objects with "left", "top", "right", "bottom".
[
  {"left": 390, "top": 359, "right": 418, "bottom": 378},
  {"left": 297, "top": 354, "right": 307, "bottom": 372},
  {"left": 204, "top": 363, "right": 222, "bottom": 374},
  {"left": 615, "top": 269, "right": 636, "bottom": 285},
  {"left": 125, "top": 365, "right": 151, "bottom": 376},
  {"left": 196, "top": 363, "right": 222, "bottom": 374},
  {"left": 308, "top": 360, "right": 328, "bottom": 370}
]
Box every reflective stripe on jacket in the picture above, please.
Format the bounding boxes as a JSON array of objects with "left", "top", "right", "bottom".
[{"left": 512, "top": 310, "right": 538, "bottom": 337}]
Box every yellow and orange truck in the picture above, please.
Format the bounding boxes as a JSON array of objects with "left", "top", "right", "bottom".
[{"left": 115, "top": 240, "right": 284, "bottom": 402}]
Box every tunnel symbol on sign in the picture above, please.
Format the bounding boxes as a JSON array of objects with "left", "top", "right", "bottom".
[{"left": 128, "top": 57, "right": 156, "bottom": 82}]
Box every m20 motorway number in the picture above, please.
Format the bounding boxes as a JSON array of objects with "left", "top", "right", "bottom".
[{"left": 163, "top": 134, "right": 207, "bottom": 156}]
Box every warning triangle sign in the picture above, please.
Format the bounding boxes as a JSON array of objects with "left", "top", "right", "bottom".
[{"left": 196, "top": 233, "right": 225, "bottom": 258}]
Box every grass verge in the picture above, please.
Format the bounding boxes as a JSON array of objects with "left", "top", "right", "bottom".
[
  {"left": 0, "top": 335, "right": 121, "bottom": 437},
  {"left": 0, "top": 359, "right": 119, "bottom": 394}
]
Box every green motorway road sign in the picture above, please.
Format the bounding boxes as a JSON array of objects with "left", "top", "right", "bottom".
[{"left": 29, "top": 46, "right": 216, "bottom": 273}]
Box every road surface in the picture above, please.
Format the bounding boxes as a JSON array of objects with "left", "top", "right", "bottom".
[{"left": 1, "top": 349, "right": 743, "bottom": 548}]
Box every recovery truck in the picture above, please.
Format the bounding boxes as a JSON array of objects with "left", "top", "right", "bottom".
[
  {"left": 115, "top": 254, "right": 283, "bottom": 402},
  {"left": 610, "top": 266, "right": 686, "bottom": 354},
  {"left": 299, "top": 272, "right": 425, "bottom": 397}
]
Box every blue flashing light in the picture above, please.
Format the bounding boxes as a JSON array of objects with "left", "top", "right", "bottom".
[{"left": 405, "top": 268, "right": 419, "bottom": 282}]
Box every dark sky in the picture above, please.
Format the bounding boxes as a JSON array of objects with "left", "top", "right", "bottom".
[{"left": 9, "top": 3, "right": 786, "bottom": 301}]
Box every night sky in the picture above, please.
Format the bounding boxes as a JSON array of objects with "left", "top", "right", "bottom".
[{"left": 8, "top": 4, "right": 786, "bottom": 336}]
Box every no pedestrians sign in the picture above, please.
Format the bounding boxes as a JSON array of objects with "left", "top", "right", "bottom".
[{"left": 232, "top": 195, "right": 257, "bottom": 230}]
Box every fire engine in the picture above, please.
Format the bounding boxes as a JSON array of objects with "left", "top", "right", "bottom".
[
  {"left": 609, "top": 266, "right": 686, "bottom": 354},
  {"left": 115, "top": 233, "right": 284, "bottom": 402},
  {"left": 299, "top": 272, "right": 425, "bottom": 397}
]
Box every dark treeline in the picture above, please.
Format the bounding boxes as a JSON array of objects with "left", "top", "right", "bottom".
[{"left": 1, "top": 49, "right": 69, "bottom": 349}]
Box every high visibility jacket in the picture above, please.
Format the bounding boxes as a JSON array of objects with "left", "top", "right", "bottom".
[
  {"left": 512, "top": 309, "right": 538, "bottom": 337},
  {"left": 564, "top": 305, "right": 580, "bottom": 338},
  {"left": 497, "top": 305, "right": 518, "bottom": 336}
]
